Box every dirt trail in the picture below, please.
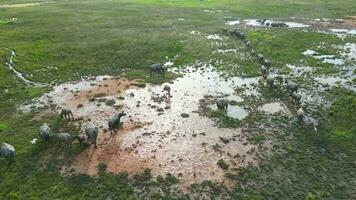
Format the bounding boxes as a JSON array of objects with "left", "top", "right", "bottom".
[{"left": 0, "top": 2, "right": 47, "bottom": 8}]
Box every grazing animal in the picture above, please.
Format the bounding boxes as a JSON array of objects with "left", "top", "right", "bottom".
[
  {"left": 271, "top": 22, "right": 288, "bottom": 27},
  {"left": 285, "top": 80, "right": 298, "bottom": 94},
  {"left": 263, "top": 59, "right": 271, "bottom": 69},
  {"left": 245, "top": 41, "right": 251, "bottom": 48},
  {"left": 266, "top": 77, "right": 274, "bottom": 88},
  {"left": 149, "top": 63, "right": 165, "bottom": 77},
  {"left": 163, "top": 85, "right": 171, "bottom": 97},
  {"left": 85, "top": 122, "right": 98, "bottom": 147},
  {"left": 108, "top": 112, "right": 126, "bottom": 134},
  {"left": 274, "top": 75, "right": 284, "bottom": 84},
  {"left": 261, "top": 65, "right": 269, "bottom": 80},
  {"left": 297, "top": 108, "right": 305, "bottom": 127},
  {"left": 54, "top": 133, "right": 72, "bottom": 148},
  {"left": 229, "top": 29, "right": 245, "bottom": 40},
  {"left": 291, "top": 92, "right": 302, "bottom": 105},
  {"left": 0, "top": 143, "right": 15, "bottom": 163},
  {"left": 216, "top": 99, "right": 229, "bottom": 110},
  {"left": 257, "top": 53, "right": 265, "bottom": 64},
  {"left": 74, "top": 134, "right": 86, "bottom": 146},
  {"left": 39, "top": 123, "right": 52, "bottom": 143},
  {"left": 60, "top": 108, "right": 74, "bottom": 120},
  {"left": 251, "top": 49, "right": 257, "bottom": 57}
]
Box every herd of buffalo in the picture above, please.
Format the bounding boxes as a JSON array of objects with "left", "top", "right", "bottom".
[{"left": 1, "top": 29, "right": 307, "bottom": 165}]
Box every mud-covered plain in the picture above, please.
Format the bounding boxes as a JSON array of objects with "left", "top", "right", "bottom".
[{"left": 0, "top": 0, "right": 356, "bottom": 199}]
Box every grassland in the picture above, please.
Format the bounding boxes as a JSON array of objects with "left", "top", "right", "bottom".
[{"left": 0, "top": 0, "right": 355, "bottom": 199}]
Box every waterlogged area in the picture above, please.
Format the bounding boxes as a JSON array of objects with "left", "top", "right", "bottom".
[{"left": 20, "top": 64, "right": 268, "bottom": 187}]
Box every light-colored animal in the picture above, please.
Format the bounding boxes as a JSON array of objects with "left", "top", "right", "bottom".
[
  {"left": 257, "top": 54, "right": 265, "bottom": 64},
  {"left": 108, "top": 112, "right": 126, "bottom": 134},
  {"left": 297, "top": 108, "right": 305, "bottom": 127},
  {"left": 54, "top": 133, "right": 72, "bottom": 148},
  {"left": 163, "top": 85, "right": 171, "bottom": 97},
  {"left": 285, "top": 80, "right": 298, "bottom": 94},
  {"left": 263, "top": 59, "right": 271, "bottom": 69},
  {"left": 261, "top": 65, "right": 269, "bottom": 80},
  {"left": 74, "top": 134, "right": 87, "bottom": 146},
  {"left": 60, "top": 108, "right": 74, "bottom": 120},
  {"left": 149, "top": 63, "right": 165, "bottom": 77},
  {"left": 216, "top": 99, "right": 229, "bottom": 110},
  {"left": 39, "top": 123, "right": 52, "bottom": 143},
  {"left": 0, "top": 143, "right": 15, "bottom": 163},
  {"left": 85, "top": 122, "right": 98, "bottom": 147}
]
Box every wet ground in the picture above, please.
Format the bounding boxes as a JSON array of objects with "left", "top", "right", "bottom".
[
  {"left": 20, "top": 64, "right": 271, "bottom": 188},
  {"left": 10, "top": 12, "right": 355, "bottom": 191}
]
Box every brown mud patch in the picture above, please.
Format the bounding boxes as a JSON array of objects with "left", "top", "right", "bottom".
[{"left": 22, "top": 66, "right": 268, "bottom": 189}]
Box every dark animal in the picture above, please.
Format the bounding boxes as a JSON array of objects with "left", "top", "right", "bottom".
[
  {"left": 163, "top": 85, "right": 171, "bottom": 97},
  {"left": 229, "top": 29, "right": 245, "bottom": 40},
  {"left": 261, "top": 66, "right": 269, "bottom": 80},
  {"left": 0, "top": 143, "right": 15, "bottom": 164},
  {"left": 74, "top": 134, "right": 87, "bottom": 146},
  {"left": 274, "top": 75, "right": 284, "bottom": 84},
  {"left": 266, "top": 77, "right": 274, "bottom": 88},
  {"left": 85, "top": 122, "right": 98, "bottom": 147},
  {"left": 108, "top": 112, "right": 126, "bottom": 134},
  {"left": 149, "top": 63, "right": 165, "bottom": 77},
  {"left": 271, "top": 22, "right": 288, "bottom": 27},
  {"left": 251, "top": 49, "right": 257, "bottom": 57},
  {"left": 216, "top": 99, "right": 229, "bottom": 110},
  {"left": 60, "top": 108, "right": 74, "bottom": 120},
  {"left": 39, "top": 123, "right": 52, "bottom": 144}
]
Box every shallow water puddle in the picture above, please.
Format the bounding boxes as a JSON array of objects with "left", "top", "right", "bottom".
[
  {"left": 243, "top": 19, "right": 310, "bottom": 28},
  {"left": 225, "top": 20, "right": 240, "bottom": 25},
  {"left": 259, "top": 102, "right": 287, "bottom": 114},
  {"left": 226, "top": 105, "right": 249, "bottom": 119},
  {"left": 301, "top": 49, "right": 345, "bottom": 65},
  {"left": 330, "top": 29, "right": 356, "bottom": 38},
  {"left": 23, "top": 64, "right": 261, "bottom": 187}
]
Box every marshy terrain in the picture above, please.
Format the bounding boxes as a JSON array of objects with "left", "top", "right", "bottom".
[{"left": 0, "top": 0, "right": 355, "bottom": 199}]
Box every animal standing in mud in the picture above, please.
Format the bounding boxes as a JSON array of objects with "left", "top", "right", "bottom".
[
  {"left": 163, "top": 85, "right": 171, "bottom": 98},
  {"left": 216, "top": 99, "right": 229, "bottom": 110},
  {"left": 0, "top": 143, "right": 15, "bottom": 164},
  {"left": 149, "top": 63, "right": 165, "bottom": 78},
  {"left": 85, "top": 122, "right": 98, "bottom": 147},
  {"left": 74, "top": 133, "right": 87, "bottom": 146},
  {"left": 39, "top": 123, "right": 52, "bottom": 144},
  {"left": 60, "top": 108, "right": 74, "bottom": 120},
  {"left": 108, "top": 112, "right": 126, "bottom": 134}
]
